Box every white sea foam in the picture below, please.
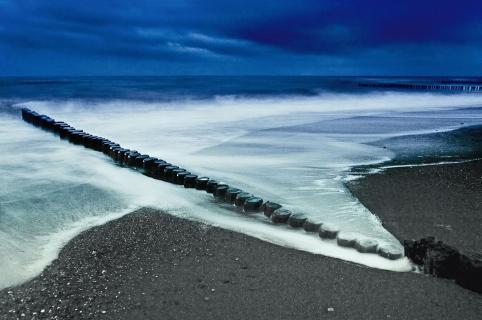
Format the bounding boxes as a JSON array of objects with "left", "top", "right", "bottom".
[
  {"left": 379, "top": 158, "right": 482, "bottom": 169},
  {"left": 2, "top": 92, "right": 482, "bottom": 288}
]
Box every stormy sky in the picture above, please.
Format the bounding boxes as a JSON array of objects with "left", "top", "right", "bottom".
[{"left": 1, "top": 0, "right": 481, "bottom": 76}]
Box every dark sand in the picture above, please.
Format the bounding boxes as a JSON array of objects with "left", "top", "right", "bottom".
[
  {"left": 1, "top": 206, "right": 481, "bottom": 320},
  {"left": 347, "top": 160, "right": 482, "bottom": 254}
]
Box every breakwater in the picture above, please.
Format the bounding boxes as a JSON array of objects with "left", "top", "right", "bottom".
[
  {"left": 20, "top": 107, "right": 404, "bottom": 261},
  {"left": 358, "top": 82, "right": 482, "bottom": 92}
]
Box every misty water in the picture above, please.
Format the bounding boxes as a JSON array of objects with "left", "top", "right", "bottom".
[{"left": 2, "top": 77, "right": 482, "bottom": 288}]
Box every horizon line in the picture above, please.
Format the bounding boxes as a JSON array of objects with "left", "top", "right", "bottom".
[{"left": 1, "top": 75, "right": 481, "bottom": 78}]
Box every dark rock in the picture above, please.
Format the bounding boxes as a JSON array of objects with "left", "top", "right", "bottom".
[
  {"left": 183, "top": 174, "right": 198, "bottom": 188},
  {"left": 76, "top": 133, "right": 90, "bottom": 145},
  {"left": 40, "top": 117, "right": 55, "bottom": 129},
  {"left": 71, "top": 132, "right": 88, "bottom": 144},
  {"left": 59, "top": 127, "right": 75, "bottom": 138},
  {"left": 38, "top": 115, "right": 50, "bottom": 127},
  {"left": 65, "top": 129, "right": 79, "bottom": 140},
  {"left": 45, "top": 119, "right": 56, "bottom": 130},
  {"left": 214, "top": 184, "right": 229, "bottom": 198},
  {"left": 109, "top": 146, "right": 123, "bottom": 159},
  {"left": 56, "top": 123, "right": 71, "bottom": 132},
  {"left": 88, "top": 138, "right": 102, "bottom": 152},
  {"left": 154, "top": 162, "right": 171, "bottom": 179},
  {"left": 262, "top": 202, "right": 282, "bottom": 217},
  {"left": 377, "top": 244, "right": 404, "bottom": 260},
  {"left": 234, "top": 192, "right": 252, "bottom": 207},
  {"left": 456, "top": 252, "right": 482, "bottom": 293},
  {"left": 80, "top": 134, "right": 93, "bottom": 147},
  {"left": 92, "top": 137, "right": 104, "bottom": 149},
  {"left": 153, "top": 159, "right": 167, "bottom": 166},
  {"left": 66, "top": 130, "right": 80, "bottom": 143},
  {"left": 52, "top": 122, "right": 69, "bottom": 134},
  {"left": 243, "top": 197, "right": 263, "bottom": 212},
  {"left": 124, "top": 150, "right": 138, "bottom": 164},
  {"left": 405, "top": 237, "right": 482, "bottom": 292},
  {"left": 134, "top": 154, "right": 150, "bottom": 168},
  {"left": 206, "top": 180, "right": 219, "bottom": 194},
  {"left": 162, "top": 166, "right": 179, "bottom": 181},
  {"left": 142, "top": 157, "right": 159, "bottom": 172},
  {"left": 224, "top": 188, "right": 242, "bottom": 203},
  {"left": 35, "top": 115, "right": 45, "bottom": 126},
  {"left": 423, "top": 242, "right": 460, "bottom": 279},
  {"left": 318, "top": 223, "right": 340, "bottom": 239},
  {"left": 102, "top": 141, "right": 118, "bottom": 154},
  {"left": 355, "top": 238, "right": 379, "bottom": 253},
  {"left": 336, "top": 232, "right": 359, "bottom": 248},
  {"left": 28, "top": 112, "right": 40, "bottom": 125},
  {"left": 20, "top": 108, "right": 32, "bottom": 121},
  {"left": 271, "top": 209, "right": 292, "bottom": 223},
  {"left": 195, "top": 177, "right": 210, "bottom": 190},
  {"left": 116, "top": 149, "right": 130, "bottom": 164},
  {"left": 403, "top": 237, "right": 436, "bottom": 265},
  {"left": 175, "top": 171, "right": 191, "bottom": 185},
  {"left": 126, "top": 152, "right": 141, "bottom": 166},
  {"left": 94, "top": 137, "right": 109, "bottom": 151},
  {"left": 66, "top": 131, "right": 78, "bottom": 142},
  {"left": 169, "top": 169, "right": 186, "bottom": 183},
  {"left": 288, "top": 213, "right": 307, "bottom": 228},
  {"left": 303, "top": 218, "right": 323, "bottom": 232},
  {"left": 82, "top": 135, "right": 95, "bottom": 149},
  {"left": 113, "top": 148, "right": 128, "bottom": 162},
  {"left": 29, "top": 113, "right": 40, "bottom": 125}
]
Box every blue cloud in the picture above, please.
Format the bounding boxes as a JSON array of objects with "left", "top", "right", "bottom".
[{"left": 0, "top": 0, "right": 481, "bottom": 75}]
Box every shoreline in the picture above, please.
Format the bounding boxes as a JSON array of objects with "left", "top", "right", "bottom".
[
  {"left": 1, "top": 208, "right": 481, "bottom": 319},
  {"left": 346, "top": 159, "right": 482, "bottom": 254},
  {"left": 1, "top": 113, "right": 482, "bottom": 317}
]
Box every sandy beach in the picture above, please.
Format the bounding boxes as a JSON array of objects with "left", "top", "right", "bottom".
[
  {"left": 1, "top": 196, "right": 481, "bottom": 319},
  {"left": 2, "top": 106, "right": 482, "bottom": 319},
  {"left": 347, "top": 160, "right": 482, "bottom": 254}
]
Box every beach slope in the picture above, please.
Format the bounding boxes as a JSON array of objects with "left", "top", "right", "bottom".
[
  {"left": 347, "top": 160, "right": 482, "bottom": 253},
  {"left": 0, "top": 208, "right": 480, "bottom": 320}
]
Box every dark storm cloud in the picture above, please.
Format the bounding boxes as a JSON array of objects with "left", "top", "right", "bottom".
[
  {"left": 234, "top": 0, "right": 482, "bottom": 53},
  {"left": 0, "top": 0, "right": 282, "bottom": 59},
  {"left": 0, "top": 0, "right": 481, "bottom": 75}
]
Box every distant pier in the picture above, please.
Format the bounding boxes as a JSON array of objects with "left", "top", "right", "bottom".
[{"left": 358, "top": 82, "right": 482, "bottom": 92}]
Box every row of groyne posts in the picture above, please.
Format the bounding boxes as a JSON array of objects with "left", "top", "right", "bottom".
[
  {"left": 358, "top": 82, "right": 482, "bottom": 92},
  {"left": 21, "top": 108, "right": 405, "bottom": 261},
  {"left": 19, "top": 108, "right": 482, "bottom": 293}
]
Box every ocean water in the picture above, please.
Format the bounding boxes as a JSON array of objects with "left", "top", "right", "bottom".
[{"left": 1, "top": 76, "right": 482, "bottom": 288}]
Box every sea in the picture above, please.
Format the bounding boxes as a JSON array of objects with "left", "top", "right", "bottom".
[{"left": 1, "top": 76, "right": 482, "bottom": 289}]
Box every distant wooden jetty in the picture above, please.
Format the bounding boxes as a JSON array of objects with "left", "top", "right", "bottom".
[{"left": 358, "top": 81, "right": 482, "bottom": 92}]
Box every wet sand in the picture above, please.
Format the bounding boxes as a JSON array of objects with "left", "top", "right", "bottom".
[
  {"left": 1, "top": 206, "right": 481, "bottom": 319},
  {"left": 347, "top": 160, "right": 482, "bottom": 254}
]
